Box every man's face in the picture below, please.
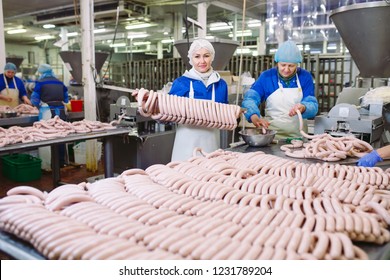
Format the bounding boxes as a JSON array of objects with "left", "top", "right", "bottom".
[{"left": 5, "top": 70, "right": 16, "bottom": 79}]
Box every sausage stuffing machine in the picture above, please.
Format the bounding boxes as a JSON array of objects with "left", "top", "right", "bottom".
[{"left": 109, "top": 95, "right": 176, "bottom": 172}]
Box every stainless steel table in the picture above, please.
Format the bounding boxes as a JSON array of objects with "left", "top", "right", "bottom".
[
  {"left": 228, "top": 142, "right": 390, "bottom": 169},
  {"left": 0, "top": 128, "right": 131, "bottom": 187}
]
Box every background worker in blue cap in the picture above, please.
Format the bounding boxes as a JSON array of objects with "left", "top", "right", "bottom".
[
  {"left": 0, "top": 62, "right": 32, "bottom": 107},
  {"left": 31, "top": 63, "right": 69, "bottom": 167},
  {"left": 241, "top": 40, "right": 318, "bottom": 140},
  {"left": 31, "top": 63, "right": 69, "bottom": 120}
]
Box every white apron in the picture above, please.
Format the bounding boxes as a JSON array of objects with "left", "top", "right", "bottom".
[
  {"left": 0, "top": 76, "right": 19, "bottom": 108},
  {"left": 171, "top": 82, "right": 220, "bottom": 161},
  {"left": 265, "top": 75, "right": 307, "bottom": 140}
]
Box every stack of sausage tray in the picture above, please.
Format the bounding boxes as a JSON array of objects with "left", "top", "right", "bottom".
[{"left": 0, "top": 144, "right": 389, "bottom": 260}]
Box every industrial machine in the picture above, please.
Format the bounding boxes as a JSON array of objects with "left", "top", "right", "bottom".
[
  {"left": 109, "top": 95, "right": 176, "bottom": 172},
  {"left": 314, "top": 1, "right": 390, "bottom": 148},
  {"left": 314, "top": 102, "right": 384, "bottom": 146}
]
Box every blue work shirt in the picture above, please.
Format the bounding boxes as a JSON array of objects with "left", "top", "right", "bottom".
[
  {"left": 169, "top": 69, "right": 228, "bottom": 104},
  {"left": 0, "top": 74, "right": 28, "bottom": 100},
  {"left": 242, "top": 67, "right": 318, "bottom": 121}
]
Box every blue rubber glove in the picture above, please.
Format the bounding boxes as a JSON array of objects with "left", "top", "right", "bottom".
[{"left": 357, "top": 150, "right": 383, "bottom": 167}]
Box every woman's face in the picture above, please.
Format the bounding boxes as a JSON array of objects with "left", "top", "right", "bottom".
[
  {"left": 5, "top": 70, "right": 15, "bottom": 79},
  {"left": 277, "top": 62, "right": 297, "bottom": 78},
  {"left": 192, "top": 48, "right": 213, "bottom": 73}
]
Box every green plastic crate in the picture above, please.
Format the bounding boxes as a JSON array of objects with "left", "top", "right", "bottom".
[{"left": 1, "top": 154, "right": 42, "bottom": 182}]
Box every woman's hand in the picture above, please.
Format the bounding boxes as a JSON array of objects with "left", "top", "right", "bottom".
[
  {"left": 250, "top": 114, "right": 270, "bottom": 128},
  {"left": 131, "top": 88, "right": 149, "bottom": 101},
  {"left": 289, "top": 103, "right": 306, "bottom": 116},
  {"left": 0, "top": 96, "right": 13, "bottom": 102}
]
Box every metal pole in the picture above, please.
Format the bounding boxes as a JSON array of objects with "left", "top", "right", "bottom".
[{"left": 0, "top": 1, "right": 6, "bottom": 70}]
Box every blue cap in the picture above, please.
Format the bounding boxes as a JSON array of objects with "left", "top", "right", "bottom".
[
  {"left": 4, "top": 62, "right": 17, "bottom": 72},
  {"left": 274, "top": 40, "right": 302, "bottom": 64},
  {"left": 38, "top": 63, "right": 52, "bottom": 74}
]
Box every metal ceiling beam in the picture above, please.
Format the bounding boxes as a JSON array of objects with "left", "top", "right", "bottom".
[{"left": 211, "top": 1, "right": 259, "bottom": 20}]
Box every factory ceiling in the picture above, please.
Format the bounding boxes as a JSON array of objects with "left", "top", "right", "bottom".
[{"left": 3, "top": 0, "right": 345, "bottom": 55}]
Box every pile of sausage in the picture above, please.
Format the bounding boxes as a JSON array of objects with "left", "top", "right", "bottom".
[
  {"left": 13, "top": 104, "right": 39, "bottom": 114},
  {"left": 0, "top": 104, "right": 38, "bottom": 115},
  {"left": 280, "top": 110, "right": 374, "bottom": 161},
  {"left": 0, "top": 116, "right": 116, "bottom": 147},
  {"left": 136, "top": 88, "right": 241, "bottom": 130},
  {"left": 1, "top": 149, "right": 389, "bottom": 260}
]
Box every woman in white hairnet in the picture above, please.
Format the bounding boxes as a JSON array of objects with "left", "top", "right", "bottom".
[
  {"left": 242, "top": 40, "right": 318, "bottom": 140},
  {"left": 169, "top": 38, "right": 229, "bottom": 161}
]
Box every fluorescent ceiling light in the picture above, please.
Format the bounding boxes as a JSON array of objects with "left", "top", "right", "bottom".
[
  {"left": 35, "top": 35, "right": 55, "bottom": 40},
  {"left": 133, "top": 41, "right": 151, "bottom": 46},
  {"left": 327, "top": 44, "right": 337, "bottom": 50},
  {"left": 7, "top": 29, "right": 26, "bottom": 34},
  {"left": 161, "top": 39, "right": 174, "bottom": 44},
  {"left": 125, "top": 23, "right": 156, "bottom": 30},
  {"left": 229, "top": 30, "right": 252, "bottom": 37},
  {"left": 127, "top": 33, "right": 149, "bottom": 39},
  {"left": 110, "top": 42, "right": 126, "bottom": 48},
  {"left": 43, "top": 24, "right": 56, "bottom": 29},
  {"left": 236, "top": 48, "right": 251, "bottom": 54},
  {"left": 94, "top": 29, "right": 106, "bottom": 34},
  {"left": 209, "top": 22, "right": 232, "bottom": 31},
  {"left": 66, "top": 32, "right": 78, "bottom": 37},
  {"left": 247, "top": 20, "right": 261, "bottom": 28}
]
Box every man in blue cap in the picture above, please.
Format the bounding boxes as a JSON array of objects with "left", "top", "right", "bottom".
[
  {"left": 0, "top": 62, "right": 31, "bottom": 107},
  {"left": 242, "top": 40, "right": 318, "bottom": 140},
  {"left": 31, "top": 63, "right": 69, "bottom": 120},
  {"left": 31, "top": 63, "right": 69, "bottom": 167}
]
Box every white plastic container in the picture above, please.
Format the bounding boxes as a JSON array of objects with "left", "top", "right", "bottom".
[{"left": 73, "top": 141, "right": 102, "bottom": 165}]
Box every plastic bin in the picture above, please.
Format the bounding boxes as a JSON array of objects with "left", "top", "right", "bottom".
[
  {"left": 1, "top": 154, "right": 42, "bottom": 182},
  {"left": 73, "top": 141, "right": 102, "bottom": 165},
  {"left": 70, "top": 100, "right": 84, "bottom": 112}
]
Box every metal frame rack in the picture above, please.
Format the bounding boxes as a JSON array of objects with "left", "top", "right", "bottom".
[{"left": 110, "top": 54, "right": 353, "bottom": 113}]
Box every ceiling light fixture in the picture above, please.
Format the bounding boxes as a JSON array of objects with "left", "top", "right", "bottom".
[
  {"left": 127, "top": 33, "right": 149, "bottom": 39},
  {"left": 34, "top": 35, "right": 55, "bottom": 40},
  {"left": 209, "top": 22, "right": 232, "bottom": 31},
  {"left": 94, "top": 29, "right": 107, "bottom": 34},
  {"left": 228, "top": 30, "right": 252, "bottom": 37},
  {"left": 109, "top": 42, "right": 126, "bottom": 48},
  {"left": 125, "top": 23, "right": 156, "bottom": 30},
  {"left": 43, "top": 24, "right": 56, "bottom": 29},
  {"left": 161, "top": 39, "right": 174, "bottom": 44},
  {"left": 247, "top": 20, "right": 261, "bottom": 28},
  {"left": 7, "top": 29, "right": 27, "bottom": 34},
  {"left": 133, "top": 41, "right": 151, "bottom": 46}
]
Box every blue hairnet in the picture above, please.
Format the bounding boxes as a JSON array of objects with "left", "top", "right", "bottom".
[
  {"left": 38, "top": 63, "right": 53, "bottom": 74},
  {"left": 4, "top": 62, "right": 17, "bottom": 72},
  {"left": 274, "top": 40, "right": 302, "bottom": 63},
  {"left": 187, "top": 38, "right": 215, "bottom": 66}
]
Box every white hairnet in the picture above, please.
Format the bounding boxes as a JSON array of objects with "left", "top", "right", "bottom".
[
  {"left": 187, "top": 38, "right": 215, "bottom": 66},
  {"left": 274, "top": 40, "right": 302, "bottom": 64}
]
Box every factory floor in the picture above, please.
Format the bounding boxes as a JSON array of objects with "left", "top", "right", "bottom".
[{"left": 0, "top": 160, "right": 105, "bottom": 198}]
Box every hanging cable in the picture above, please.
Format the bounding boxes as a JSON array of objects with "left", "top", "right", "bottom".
[{"left": 231, "top": 0, "right": 247, "bottom": 144}]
